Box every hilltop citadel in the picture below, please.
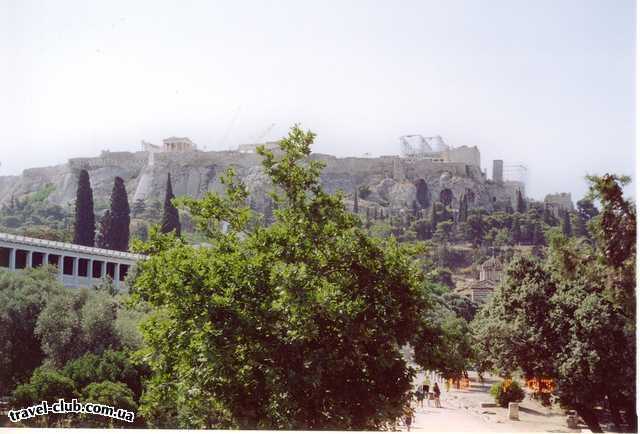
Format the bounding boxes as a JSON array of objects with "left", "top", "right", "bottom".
[{"left": 0, "top": 135, "right": 571, "bottom": 218}]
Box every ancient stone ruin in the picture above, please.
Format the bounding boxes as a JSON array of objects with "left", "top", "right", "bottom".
[{"left": 0, "top": 136, "right": 526, "bottom": 219}]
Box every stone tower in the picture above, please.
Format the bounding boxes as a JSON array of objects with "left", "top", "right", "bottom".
[{"left": 492, "top": 160, "right": 503, "bottom": 184}]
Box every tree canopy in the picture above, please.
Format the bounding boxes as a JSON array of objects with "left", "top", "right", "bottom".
[
  {"left": 131, "top": 126, "right": 444, "bottom": 430},
  {"left": 472, "top": 174, "right": 636, "bottom": 433}
]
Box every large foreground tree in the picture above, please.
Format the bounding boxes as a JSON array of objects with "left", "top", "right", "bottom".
[
  {"left": 132, "top": 126, "right": 441, "bottom": 430},
  {"left": 73, "top": 169, "right": 96, "bottom": 246}
]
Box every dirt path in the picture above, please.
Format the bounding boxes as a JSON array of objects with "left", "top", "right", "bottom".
[{"left": 403, "top": 371, "right": 582, "bottom": 433}]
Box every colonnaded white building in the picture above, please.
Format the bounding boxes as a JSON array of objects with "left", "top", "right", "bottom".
[{"left": 0, "top": 232, "right": 146, "bottom": 290}]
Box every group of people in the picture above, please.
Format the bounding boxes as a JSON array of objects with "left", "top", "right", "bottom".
[
  {"left": 415, "top": 380, "right": 441, "bottom": 408},
  {"left": 401, "top": 376, "right": 445, "bottom": 431}
]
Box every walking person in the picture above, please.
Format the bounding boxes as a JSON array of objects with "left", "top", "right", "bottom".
[
  {"left": 422, "top": 382, "right": 430, "bottom": 407},
  {"left": 403, "top": 405, "right": 414, "bottom": 432},
  {"left": 433, "top": 382, "right": 441, "bottom": 408},
  {"left": 415, "top": 386, "right": 425, "bottom": 408}
]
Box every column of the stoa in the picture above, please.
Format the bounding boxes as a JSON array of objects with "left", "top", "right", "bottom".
[
  {"left": 9, "top": 248, "right": 16, "bottom": 270},
  {"left": 114, "top": 264, "right": 121, "bottom": 290},
  {"left": 72, "top": 257, "right": 79, "bottom": 286}
]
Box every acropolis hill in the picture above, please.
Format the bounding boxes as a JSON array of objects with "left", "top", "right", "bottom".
[{"left": 0, "top": 136, "right": 524, "bottom": 215}]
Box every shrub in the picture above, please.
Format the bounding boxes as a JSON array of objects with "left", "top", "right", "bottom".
[{"left": 489, "top": 379, "right": 525, "bottom": 408}]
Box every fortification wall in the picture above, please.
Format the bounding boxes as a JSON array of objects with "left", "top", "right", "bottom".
[
  {"left": 443, "top": 145, "right": 481, "bottom": 167},
  {"left": 0, "top": 149, "right": 516, "bottom": 215}
]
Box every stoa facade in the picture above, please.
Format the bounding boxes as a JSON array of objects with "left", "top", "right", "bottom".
[{"left": 0, "top": 232, "right": 146, "bottom": 290}]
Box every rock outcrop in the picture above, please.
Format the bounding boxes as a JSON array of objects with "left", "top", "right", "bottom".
[{"left": 0, "top": 149, "right": 521, "bottom": 214}]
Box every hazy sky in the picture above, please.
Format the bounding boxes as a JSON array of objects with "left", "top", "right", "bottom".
[{"left": 1, "top": 0, "right": 635, "bottom": 200}]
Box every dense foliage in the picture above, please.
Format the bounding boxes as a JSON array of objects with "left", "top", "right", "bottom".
[
  {"left": 131, "top": 126, "right": 444, "bottom": 429},
  {"left": 489, "top": 379, "right": 525, "bottom": 408},
  {"left": 0, "top": 267, "right": 64, "bottom": 395},
  {"left": 0, "top": 267, "right": 149, "bottom": 427},
  {"left": 0, "top": 185, "right": 71, "bottom": 241}
]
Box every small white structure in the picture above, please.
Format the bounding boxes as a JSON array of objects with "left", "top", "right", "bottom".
[
  {"left": 142, "top": 137, "right": 196, "bottom": 153},
  {"left": 508, "top": 402, "right": 519, "bottom": 420},
  {"left": 0, "top": 232, "right": 146, "bottom": 291}
]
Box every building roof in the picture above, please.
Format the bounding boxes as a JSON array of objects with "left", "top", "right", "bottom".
[
  {"left": 163, "top": 137, "right": 193, "bottom": 143},
  {"left": 0, "top": 232, "right": 147, "bottom": 261},
  {"left": 467, "top": 279, "right": 497, "bottom": 290},
  {"left": 481, "top": 257, "right": 502, "bottom": 270}
]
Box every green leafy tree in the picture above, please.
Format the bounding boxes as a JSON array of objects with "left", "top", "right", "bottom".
[
  {"left": 73, "top": 169, "right": 96, "bottom": 246},
  {"left": 160, "top": 173, "right": 181, "bottom": 236},
  {"left": 0, "top": 267, "right": 64, "bottom": 395},
  {"left": 131, "top": 126, "right": 440, "bottom": 430},
  {"left": 586, "top": 174, "right": 635, "bottom": 269},
  {"left": 571, "top": 213, "right": 588, "bottom": 238},
  {"left": 433, "top": 220, "right": 454, "bottom": 245},
  {"left": 489, "top": 380, "right": 525, "bottom": 408},
  {"left": 576, "top": 197, "right": 599, "bottom": 222},
  {"left": 414, "top": 305, "right": 473, "bottom": 382},
  {"left": 464, "top": 214, "right": 485, "bottom": 247},
  {"left": 81, "top": 381, "right": 137, "bottom": 427},
  {"left": 35, "top": 288, "right": 121, "bottom": 367},
  {"left": 442, "top": 292, "right": 478, "bottom": 322},
  {"left": 473, "top": 175, "right": 636, "bottom": 432},
  {"left": 12, "top": 368, "right": 77, "bottom": 426}
]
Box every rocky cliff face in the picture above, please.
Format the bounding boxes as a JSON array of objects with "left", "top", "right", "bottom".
[{"left": 0, "top": 149, "right": 519, "bottom": 214}]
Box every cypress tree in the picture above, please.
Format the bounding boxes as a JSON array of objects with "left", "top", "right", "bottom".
[
  {"left": 96, "top": 210, "right": 111, "bottom": 249},
  {"left": 73, "top": 169, "right": 95, "bottom": 246},
  {"left": 353, "top": 187, "right": 359, "bottom": 214},
  {"left": 562, "top": 210, "right": 572, "bottom": 237},
  {"left": 107, "top": 177, "right": 130, "bottom": 251},
  {"left": 516, "top": 190, "right": 527, "bottom": 213},
  {"left": 431, "top": 202, "right": 438, "bottom": 231},
  {"left": 412, "top": 200, "right": 419, "bottom": 218},
  {"left": 532, "top": 222, "right": 545, "bottom": 246},
  {"left": 440, "top": 189, "right": 453, "bottom": 207},
  {"left": 458, "top": 193, "right": 468, "bottom": 222},
  {"left": 415, "top": 178, "right": 430, "bottom": 208},
  {"left": 160, "top": 173, "right": 181, "bottom": 236},
  {"left": 511, "top": 218, "right": 522, "bottom": 244}
]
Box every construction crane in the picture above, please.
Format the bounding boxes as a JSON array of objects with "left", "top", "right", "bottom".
[
  {"left": 503, "top": 162, "right": 528, "bottom": 184},
  {"left": 399, "top": 135, "right": 449, "bottom": 158},
  {"left": 218, "top": 105, "right": 242, "bottom": 150},
  {"left": 399, "top": 134, "right": 432, "bottom": 158},
  {"left": 253, "top": 123, "right": 276, "bottom": 143}
]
